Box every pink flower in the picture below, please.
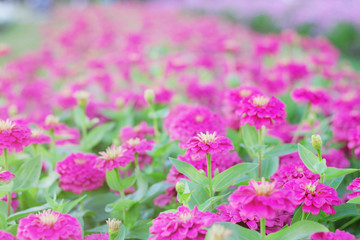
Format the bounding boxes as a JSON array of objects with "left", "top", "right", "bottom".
[
  {"left": 29, "top": 128, "right": 51, "bottom": 145},
  {"left": 347, "top": 177, "right": 360, "bottom": 200},
  {"left": 236, "top": 95, "right": 286, "bottom": 130},
  {"left": 122, "top": 137, "right": 154, "bottom": 154},
  {"left": 119, "top": 122, "right": 154, "bottom": 141},
  {"left": 348, "top": 127, "right": 360, "bottom": 157},
  {"left": 96, "top": 145, "right": 134, "bottom": 171},
  {"left": 164, "top": 105, "right": 226, "bottom": 148},
  {"left": 1, "top": 193, "right": 19, "bottom": 212},
  {"left": 322, "top": 149, "right": 350, "bottom": 168},
  {"left": 17, "top": 210, "right": 82, "bottom": 240},
  {"left": 284, "top": 179, "right": 341, "bottom": 215},
  {"left": 149, "top": 206, "right": 221, "bottom": 240},
  {"left": 56, "top": 153, "right": 105, "bottom": 194},
  {"left": 229, "top": 178, "right": 297, "bottom": 219},
  {"left": 291, "top": 87, "right": 330, "bottom": 106},
  {"left": 270, "top": 162, "right": 320, "bottom": 187},
  {"left": 0, "top": 230, "right": 15, "bottom": 240},
  {"left": 186, "top": 131, "right": 234, "bottom": 156},
  {"left": 154, "top": 87, "right": 173, "bottom": 105},
  {"left": 308, "top": 230, "right": 357, "bottom": 240},
  {"left": 85, "top": 233, "right": 109, "bottom": 240},
  {"left": 0, "top": 169, "right": 15, "bottom": 183},
  {"left": 0, "top": 119, "right": 31, "bottom": 152}
]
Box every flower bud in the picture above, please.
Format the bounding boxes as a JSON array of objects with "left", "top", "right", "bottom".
[
  {"left": 144, "top": 89, "right": 155, "bottom": 104},
  {"left": 176, "top": 181, "right": 185, "bottom": 194},
  {"left": 311, "top": 134, "right": 322, "bottom": 151},
  {"left": 209, "top": 224, "right": 232, "bottom": 240},
  {"left": 74, "top": 90, "right": 90, "bottom": 108},
  {"left": 106, "top": 218, "right": 122, "bottom": 238}
]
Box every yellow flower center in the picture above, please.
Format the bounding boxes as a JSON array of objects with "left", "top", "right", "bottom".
[
  {"left": 99, "top": 146, "right": 126, "bottom": 161},
  {"left": 251, "top": 178, "right": 275, "bottom": 196},
  {"left": 196, "top": 131, "right": 218, "bottom": 143},
  {"left": 38, "top": 210, "right": 59, "bottom": 226},
  {"left": 305, "top": 183, "right": 317, "bottom": 195},
  {"left": 126, "top": 138, "right": 140, "bottom": 147},
  {"left": 239, "top": 89, "right": 251, "bottom": 98},
  {"left": 252, "top": 95, "right": 270, "bottom": 107},
  {"left": 0, "top": 119, "right": 15, "bottom": 132},
  {"left": 31, "top": 129, "right": 43, "bottom": 138},
  {"left": 179, "top": 212, "right": 192, "bottom": 222}
]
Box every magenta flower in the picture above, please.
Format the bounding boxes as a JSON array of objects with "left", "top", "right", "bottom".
[
  {"left": 119, "top": 121, "right": 154, "bottom": 141},
  {"left": 122, "top": 137, "right": 154, "bottom": 154},
  {"left": 0, "top": 230, "right": 15, "bottom": 240},
  {"left": 17, "top": 210, "right": 82, "bottom": 240},
  {"left": 29, "top": 128, "right": 51, "bottom": 145},
  {"left": 149, "top": 206, "right": 221, "bottom": 240},
  {"left": 85, "top": 233, "right": 109, "bottom": 240},
  {"left": 229, "top": 178, "right": 297, "bottom": 219},
  {"left": 348, "top": 127, "right": 360, "bottom": 157},
  {"left": 236, "top": 95, "right": 286, "bottom": 130},
  {"left": 322, "top": 149, "right": 350, "bottom": 169},
  {"left": 347, "top": 177, "right": 360, "bottom": 200},
  {"left": 308, "top": 230, "right": 357, "bottom": 240},
  {"left": 0, "top": 168, "right": 15, "bottom": 183},
  {"left": 270, "top": 162, "right": 320, "bottom": 187},
  {"left": 186, "top": 131, "right": 234, "bottom": 155},
  {"left": 96, "top": 145, "right": 134, "bottom": 171},
  {"left": 284, "top": 179, "right": 341, "bottom": 215},
  {"left": 0, "top": 119, "right": 31, "bottom": 152},
  {"left": 56, "top": 153, "right": 105, "bottom": 194},
  {"left": 291, "top": 87, "right": 330, "bottom": 106},
  {"left": 1, "top": 193, "right": 19, "bottom": 212}
]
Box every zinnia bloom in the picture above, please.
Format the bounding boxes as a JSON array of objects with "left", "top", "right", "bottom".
[
  {"left": 0, "top": 168, "right": 15, "bottom": 183},
  {"left": 29, "top": 128, "right": 51, "bottom": 145},
  {"left": 236, "top": 95, "right": 286, "bottom": 129},
  {"left": 284, "top": 179, "right": 341, "bottom": 215},
  {"left": 346, "top": 177, "right": 360, "bottom": 200},
  {"left": 17, "top": 210, "right": 82, "bottom": 240},
  {"left": 1, "top": 193, "right": 19, "bottom": 212},
  {"left": 96, "top": 145, "right": 134, "bottom": 171},
  {"left": 186, "top": 131, "right": 234, "bottom": 156},
  {"left": 348, "top": 127, "right": 360, "bottom": 157},
  {"left": 0, "top": 230, "right": 15, "bottom": 240},
  {"left": 307, "top": 229, "right": 357, "bottom": 240},
  {"left": 85, "top": 233, "right": 109, "bottom": 240},
  {"left": 291, "top": 87, "right": 330, "bottom": 106},
  {"left": 0, "top": 119, "right": 31, "bottom": 152},
  {"left": 122, "top": 137, "right": 154, "bottom": 154},
  {"left": 119, "top": 121, "right": 154, "bottom": 141},
  {"left": 228, "top": 178, "right": 297, "bottom": 219},
  {"left": 149, "top": 205, "right": 221, "bottom": 240},
  {"left": 56, "top": 153, "right": 105, "bottom": 194}
]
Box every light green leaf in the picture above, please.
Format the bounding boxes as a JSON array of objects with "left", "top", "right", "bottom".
[
  {"left": 242, "top": 124, "right": 258, "bottom": 150},
  {"left": 63, "top": 195, "right": 87, "bottom": 214},
  {"left": 297, "top": 144, "right": 319, "bottom": 173},
  {"left": 199, "top": 194, "right": 227, "bottom": 211},
  {"left": 12, "top": 156, "right": 42, "bottom": 191},
  {"left": 266, "top": 220, "right": 328, "bottom": 240},
  {"left": 347, "top": 196, "right": 360, "bottom": 204},
  {"left": 324, "top": 167, "right": 358, "bottom": 178},
  {"left": 106, "top": 169, "right": 122, "bottom": 191},
  {"left": 7, "top": 203, "right": 49, "bottom": 222},
  {"left": 170, "top": 158, "right": 208, "bottom": 187},
  {"left": 205, "top": 222, "right": 261, "bottom": 240},
  {"left": 85, "top": 122, "right": 115, "bottom": 149},
  {"left": 264, "top": 144, "right": 297, "bottom": 158},
  {"left": 212, "top": 163, "right": 258, "bottom": 191},
  {"left": 261, "top": 157, "right": 279, "bottom": 178}
]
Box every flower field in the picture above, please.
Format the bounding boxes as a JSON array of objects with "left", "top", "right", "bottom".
[{"left": 0, "top": 3, "right": 360, "bottom": 240}]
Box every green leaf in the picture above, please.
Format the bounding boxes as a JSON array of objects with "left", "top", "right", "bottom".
[
  {"left": 63, "top": 195, "right": 87, "bottom": 214},
  {"left": 205, "top": 222, "right": 261, "bottom": 240},
  {"left": 181, "top": 180, "right": 209, "bottom": 209},
  {"left": 242, "top": 124, "right": 258, "bottom": 150},
  {"left": 327, "top": 204, "right": 360, "bottom": 221},
  {"left": 266, "top": 220, "right": 328, "bottom": 240},
  {"left": 12, "top": 156, "right": 42, "bottom": 191},
  {"left": 133, "top": 169, "right": 148, "bottom": 201},
  {"left": 114, "top": 224, "right": 127, "bottom": 240},
  {"left": 261, "top": 157, "right": 279, "bottom": 178},
  {"left": 170, "top": 158, "right": 208, "bottom": 187},
  {"left": 125, "top": 202, "right": 140, "bottom": 227},
  {"left": 85, "top": 122, "right": 115, "bottom": 149},
  {"left": 149, "top": 108, "right": 169, "bottom": 119},
  {"left": 127, "top": 219, "right": 150, "bottom": 240},
  {"left": 199, "top": 194, "right": 227, "bottom": 211},
  {"left": 325, "top": 176, "right": 344, "bottom": 189},
  {"left": 324, "top": 167, "right": 358, "bottom": 178},
  {"left": 347, "top": 196, "right": 360, "bottom": 204},
  {"left": 0, "top": 182, "right": 13, "bottom": 198},
  {"left": 314, "top": 160, "right": 327, "bottom": 174},
  {"left": 264, "top": 144, "right": 297, "bottom": 158},
  {"left": 7, "top": 203, "right": 49, "bottom": 222},
  {"left": 297, "top": 144, "right": 319, "bottom": 173},
  {"left": 212, "top": 163, "right": 258, "bottom": 191},
  {"left": 106, "top": 169, "right": 122, "bottom": 191}
]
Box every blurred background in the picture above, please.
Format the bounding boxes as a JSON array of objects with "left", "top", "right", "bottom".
[{"left": 1, "top": 0, "right": 360, "bottom": 64}]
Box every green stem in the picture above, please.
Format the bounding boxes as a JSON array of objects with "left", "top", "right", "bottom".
[
  {"left": 301, "top": 210, "right": 305, "bottom": 221},
  {"left": 206, "top": 152, "right": 214, "bottom": 197},
  {"left": 317, "top": 150, "right": 324, "bottom": 183},
  {"left": 134, "top": 152, "right": 140, "bottom": 171},
  {"left": 150, "top": 103, "right": 160, "bottom": 143},
  {"left": 257, "top": 127, "right": 264, "bottom": 178},
  {"left": 3, "top": 149, "right": 11, "bottom": 216},
  {"left": 292, "top": 102, "right": 311, "bottom": 143},
  {"left": 80, "top": 106, "right": 88, "bottom": 151},
  {"left": 339, "top": 216, "right": 360, "bottom": 230},
  {"left": 260, "top": 218, "right": 266, "bottom": 240}
]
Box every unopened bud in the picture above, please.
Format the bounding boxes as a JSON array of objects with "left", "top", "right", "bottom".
[
  {"left": 74, "top": 90, "right": 90, "bottom": 108},
  {"left": 144, "top": 89, "right": 155, "bottom": 104},
  {"left": 210, "top": 224, "right": 232, "bottom": 240},
  {"left": 45, "top": 115, "right": 60, "bottom": 127},
  {"left": 311, "top": 134, "right": 322, "bottom": 151},
  {"left": 176, "top": 182, "right": 185, "bottom": 194}
]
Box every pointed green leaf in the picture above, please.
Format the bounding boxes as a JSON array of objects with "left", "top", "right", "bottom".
[{"left": 170, "top": 158, "right": 208, "bottom": 187}]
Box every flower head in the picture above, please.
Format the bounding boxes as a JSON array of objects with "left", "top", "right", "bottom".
[
  {"left": 291, "top": 87, "right": 330, "bottom": 106},
  {"left": 228, "top": 178, "right": 297, "bottom": 219},
  {"left": 97, "top": 145, "right": 134, "bottom": 171},
  {"left": 106, "top": 218, "right": 122, "bottom": 232},
  {"left": 0, "top": 168, "right": 15, "bottom": 183},
  {"left": 308, "top": 229, "right": 357, "bottom": 240},
  {"left": 186, "top": 131, "right": 234, "bottom": 155},
  {"left": 0, "top": 230, "right": 15, "bottom": 240},
  {"left": 123, "top": 137, "right": 154, "bottom": 154},
  {"left": 85, "top": 233, "right": 109, "bottom": 240},
  {"left": 149, "top": 206, "right": 221, "bottom": 240},
  {"left": 29, "top": 128, "right": 51, "bottom": 145},
  {"left": 236, "top": 95, "right": 286, "bottom": 130},
  {"left": 0, "top": 119, "right": 31, "bottom": 152},
  {"left": 17, "top": 210, "right": 82, "bottom": 240},
  {"left": 119, "top": 121, "right": 154, "bottom": 141},
  {"left": 346, "top": 177, "right": 360, "bottom": 200},
  {"left": 284, "top": 179, "right": 341, "bottom": 215},
  {"left": 56, "top": 153, "right": 105, "bottom": 194}
]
